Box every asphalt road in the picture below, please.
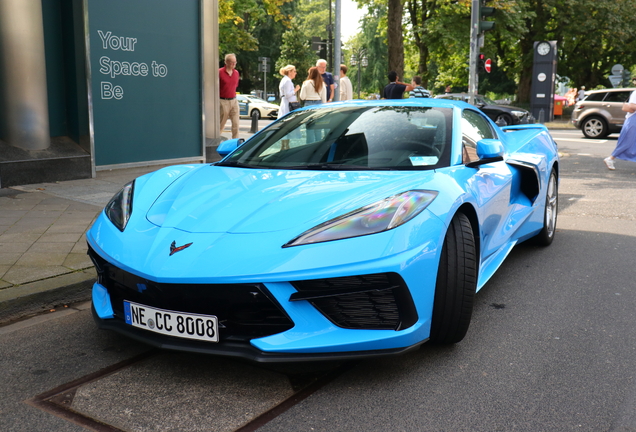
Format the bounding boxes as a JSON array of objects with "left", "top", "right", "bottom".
[{"left": 2, "top": 129, "right": 636, "bottom": 432}]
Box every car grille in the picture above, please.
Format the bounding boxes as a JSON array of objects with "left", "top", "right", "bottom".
[
  {"left": 290, "top": 273, "right": 418, "bottom": 330},
  {"left": 88, "top": 247, "right": 294, "bottom": 341}
]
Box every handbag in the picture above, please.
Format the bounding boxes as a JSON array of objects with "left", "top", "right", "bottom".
[{"left": 289, "top": 101, "right": 301, "bottom": 111}]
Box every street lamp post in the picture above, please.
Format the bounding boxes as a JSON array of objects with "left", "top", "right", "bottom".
[{"left": 350, "top": 49, "right": 367, "bottom": 99}]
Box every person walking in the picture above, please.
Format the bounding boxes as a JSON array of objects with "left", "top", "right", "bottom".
[
  {"left": 300, "top": 67, "right": 326, "bottom": 106},
  {"left": 409, "top": 76, "right": 431, "bottom": 98},
  {"left": 577, "top": 86, "right": 586, "bottom": 102},
  {"left": 382, "top": 71, "right": 414, "bottom": 99},
  {"left": 339, "top": 65, "right": 353, "bottom": 101},
  {"left": 604, "top": 90, "right": 636, "bottom": 170},
  {"left": 316, "top": 59, "right": 335, "bottom": 102},
  {"left": 277, "top": 65, "right": 300, "bottom": 119},
  {"left": 219, "top": 53, "right": 240, "bottom": 138}
]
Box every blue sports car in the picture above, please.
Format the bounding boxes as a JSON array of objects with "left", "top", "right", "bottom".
[{"left": 88, "top": 99, "right": 559, "bottom": 362}]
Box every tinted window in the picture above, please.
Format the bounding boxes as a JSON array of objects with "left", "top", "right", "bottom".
[
  {"left": 461, "top": 109, "right": 496, "bottom": 163},
  {"left": 219, "top": 105, "right": 452, "bottom": 170},
  {"left": 604, "top": 91, "right": 632, "bottom": 103},
  {"left": 583, "top": 92, "right": 606, "bottom": 102}
]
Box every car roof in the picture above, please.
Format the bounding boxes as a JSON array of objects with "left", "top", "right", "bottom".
[
  {"left": 585, "top": 88, "right": 634, "bottom": 94},
  {"left": 315, "top": 98, "right": 472, "bottom": 111}
]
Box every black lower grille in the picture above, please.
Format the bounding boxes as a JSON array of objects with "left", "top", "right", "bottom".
[
  {"left": 290, "top": 273, "right": 418, "bottom": 330},
  {"left": 88, "top": 247, "right": 294, "bottom": 341}
]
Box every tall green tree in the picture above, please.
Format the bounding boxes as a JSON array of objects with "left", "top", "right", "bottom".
[
  {"left": 387, "top": 0, "right": 405, "bottom": 77},
  {"left": 276, "top": 23, "right": 317, "bottom": 85},
  {"left": 219, "top": 0, "right": 295, "bottom": 94}
]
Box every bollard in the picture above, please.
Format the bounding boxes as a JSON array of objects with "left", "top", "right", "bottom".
[
  {"left": 538, "top": 108, "right": 545, "bottom": 124},
  {"left": 249, "top": 111, "right": 259, "bottom": 133}
]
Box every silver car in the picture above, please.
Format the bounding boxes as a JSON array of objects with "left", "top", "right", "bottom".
[{"left": 572, "top": 88, "right": 634, "bottom": 138}]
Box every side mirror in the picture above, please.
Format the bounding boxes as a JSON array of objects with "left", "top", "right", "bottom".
[
  {"left": 216, "top": 138, "right": 245, "bottom": 156},
  {"left": 466, "top": 139, "right": 504, "bottom": 168},
  {"left": 476, "top": 139, "right": 504, "bottom": 159}
]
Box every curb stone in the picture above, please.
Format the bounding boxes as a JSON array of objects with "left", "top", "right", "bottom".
[{"left": 0, "top": 269, "right": 96, "bottom": 326}]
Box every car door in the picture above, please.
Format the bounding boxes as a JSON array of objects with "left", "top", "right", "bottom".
[
  {"left": 460, "top": 109, "right": 516, "bottom": 261},
  {"left": 603, "top": 90, "right": 633, "bottom": 128},
  {"left": 237, "top": 96, "right": 249, "bottom": 117}
]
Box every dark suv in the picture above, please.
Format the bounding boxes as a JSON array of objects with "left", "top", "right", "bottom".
[
  {"left": 435, "top": 93, "right": 531, "bottom": 126},
  {"left": 572, "top": 88, "right": 634, "bottom": 138}
]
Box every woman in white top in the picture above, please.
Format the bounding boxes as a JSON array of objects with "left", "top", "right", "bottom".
[
  {"left": 300, "top": 67, "right": 326, "bottom": 106},
  {"left": 277, "top": 65, "right": 300, "bottom": 119},
  {"left": 339, "top": 64, "right": 354, "bottom": 101}
]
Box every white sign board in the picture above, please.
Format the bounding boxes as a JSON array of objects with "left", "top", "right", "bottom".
[{"left": 609, "top": 75, "right": 623, "bottom": 88}]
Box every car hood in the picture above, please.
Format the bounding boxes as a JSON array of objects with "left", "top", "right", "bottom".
[
  {"left": 145, "top": 165, "right": 437, "bottom": 234},
  {"left": 258, "top": 102, "right": 279, "bottom": 110}
]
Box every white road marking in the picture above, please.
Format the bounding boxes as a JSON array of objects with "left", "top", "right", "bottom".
[{"left": 555, "top": 138, "right": 607, "bottom": 143}]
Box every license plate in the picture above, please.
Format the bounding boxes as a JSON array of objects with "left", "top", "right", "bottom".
[{"left": 124, "top": 301, "right": 219, "bottom": 343}]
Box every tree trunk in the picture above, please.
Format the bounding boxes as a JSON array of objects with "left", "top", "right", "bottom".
[{"left": 387, "top": 0, "right": 404, "bottom": 79}]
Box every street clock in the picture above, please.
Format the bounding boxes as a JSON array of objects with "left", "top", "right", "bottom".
[
  {"left": 531, "top": 41, "right": 558, "bottom": 122},
  {"left": 536, "top": 41, "right": 551, "bottom": 56}
]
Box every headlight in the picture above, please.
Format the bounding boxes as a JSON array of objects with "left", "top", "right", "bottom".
[
  {"left": 105, "top": 181, "right": 134, "bottom": 232},
  {"left": 511, "top": 110, "right": 527, "bottom": 118},
  {"left": 284, "top": 190, "right": 438, "bottom": 247}
]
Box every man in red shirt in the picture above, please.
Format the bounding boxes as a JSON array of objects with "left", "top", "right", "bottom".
[{"left": 219, "top": 53, "right": 240, "bottom": 138}]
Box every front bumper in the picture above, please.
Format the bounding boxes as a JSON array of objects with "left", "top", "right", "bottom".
[
  {"left": 91, "top": 303, "right": 424, "bottom": 362},
  {"left": 88, "top": 240, "right": 436, "bottom": 361},
  {"left": 86, "top": 200, "right": 446, "bottom": 360}
]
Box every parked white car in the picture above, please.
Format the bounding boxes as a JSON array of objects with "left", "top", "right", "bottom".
[{"left": 237, "top": 95, "right": 279, "bottom": 119}]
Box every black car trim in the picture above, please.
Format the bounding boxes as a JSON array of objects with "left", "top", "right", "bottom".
[{"left": 92, "top": 305, "right": 425, "bottom": 363}]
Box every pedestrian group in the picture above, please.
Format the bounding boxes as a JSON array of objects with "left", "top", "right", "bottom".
[{"left": 220, "top": 54, "right": 433, "bottom": 140}]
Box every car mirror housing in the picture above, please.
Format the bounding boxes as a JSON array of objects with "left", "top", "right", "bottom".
[
  {"left": 217, "top": 138, "right": 245, "bottom": 156},
  {"left": 466, "top": 139, "right": 505, "bottom": 168},
  {"left": 476, "top": 139, "right": 504, "bottom": 159}
]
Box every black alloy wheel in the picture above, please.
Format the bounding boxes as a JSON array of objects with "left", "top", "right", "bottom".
[{"left": 495, "top": 113, "right": 513, "bottom": 126}]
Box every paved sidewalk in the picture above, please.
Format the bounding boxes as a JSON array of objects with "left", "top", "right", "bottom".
[{"left": 0, "top": 127, "right": 254, "bottom": 324}]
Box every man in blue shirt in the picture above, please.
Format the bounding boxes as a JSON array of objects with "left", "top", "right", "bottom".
[{"left": 316, "top": 59, "right": 335, "bottom": 102}]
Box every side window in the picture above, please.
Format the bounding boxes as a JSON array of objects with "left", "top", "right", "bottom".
[
  {"left": 461, "top": 110, "right": 496, "bottom": 163},
  {"left": 584, "top": 92, "right": 605, "bottom": 102},
  {"left": 604, "top": 91, "right": 631, "bottom": 103}
]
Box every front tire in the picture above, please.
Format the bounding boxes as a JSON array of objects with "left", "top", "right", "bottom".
[
  {"left": 582, "top": 116, "right": 608, "bottom": 138},
  {"left": 429, "top": 213, "right": 477, "bottom": 345},
  {"left": 495, "top": 113, "right": 513, "bottom": 126},
  {"left": 533, "top": 168, "right": 558, "bottom": 246},
  {"left": 250, "top": 109, "right": 261, "bottom": 120}
]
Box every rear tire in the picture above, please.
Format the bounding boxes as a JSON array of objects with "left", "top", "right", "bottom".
[
  {"left": 429, "top": 213, "right": 477, "bottom": 344},
  {"left": 533, "top": 168, "right": 558, "bottom": 246}
]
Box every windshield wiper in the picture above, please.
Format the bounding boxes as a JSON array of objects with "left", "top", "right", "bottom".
[{"left": 214, "top": 160, "right": 255, "bottom": 168}]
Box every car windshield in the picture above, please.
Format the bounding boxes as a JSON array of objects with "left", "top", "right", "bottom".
[
  {"left": 218, "top": 105, "right": 452, "bottom": 170},
  {"left": 476, "top": 95, "right": 497, "bottom": 105}
]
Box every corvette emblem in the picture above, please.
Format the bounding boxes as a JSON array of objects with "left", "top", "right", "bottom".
[{"left": 169, "top": 241, "right": 193, "bottom": 256}]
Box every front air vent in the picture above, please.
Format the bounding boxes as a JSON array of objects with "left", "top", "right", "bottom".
[{"left": 290, "top": 273, "right": 418, "bottom": 330}]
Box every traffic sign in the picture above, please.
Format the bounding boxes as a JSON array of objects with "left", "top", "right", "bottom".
[
  {"left": 611, "top": 64, "right": 624, "bottom": 75},
  {"left": 485, "top": 58, "right": 492, "bottom": 73},
  {"left": 609, "top": 75, "right": 623, "bottom": 88}
]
